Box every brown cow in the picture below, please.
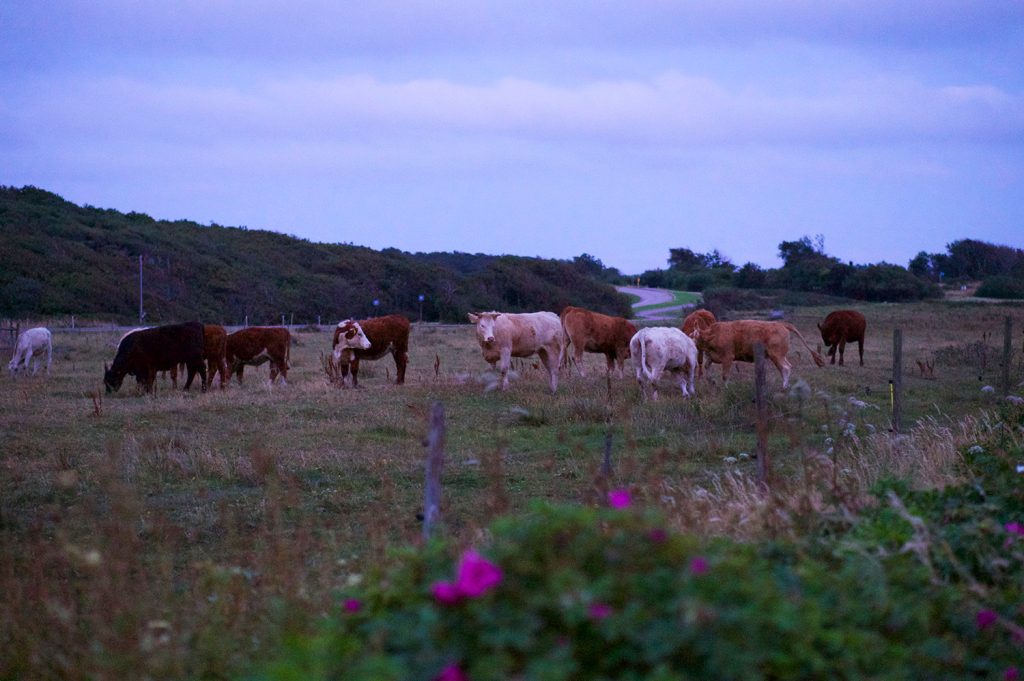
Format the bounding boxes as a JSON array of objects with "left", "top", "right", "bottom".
[
  {"left": 693, "top": 320, "right": 825, "bottom": 389},
  {"left": 817, "top": 310, "right": 867, "bottom": 366},
  {"left": 225, "top": 327, "right": 291, "bottom": 384},
  {"left": 168, "top": 324, "right": 229, "bottom": 389},
  {"left": 681, "top": 309, "right": 717, "bottom": 378},
  {"left": 331, "top": 314, "right": 410, "bottom": 387},
  {"left": 560, "top": 305, "right": 636, "bottom": 379}
]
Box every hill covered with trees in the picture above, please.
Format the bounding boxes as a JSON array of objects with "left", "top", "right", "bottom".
[{"left": 0, "top": 186, "right": 631, "bottom": 323}]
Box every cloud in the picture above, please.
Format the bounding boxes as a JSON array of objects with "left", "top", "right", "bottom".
[{"left": 5, "top": 72, "right": 1021, "bottom": 160}]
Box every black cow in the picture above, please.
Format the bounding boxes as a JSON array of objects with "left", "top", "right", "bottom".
[{"left": 104, "top": 322, "right": 207, "bottom": 393}]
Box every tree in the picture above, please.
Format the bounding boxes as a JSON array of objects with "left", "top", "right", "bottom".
[{"left": 668, "top": 248, "right": 705, "bottom": 271}]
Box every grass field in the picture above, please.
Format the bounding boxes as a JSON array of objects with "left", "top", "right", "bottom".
[{"left": 1, "top": 301, "right": 1022, "bottom": 679}]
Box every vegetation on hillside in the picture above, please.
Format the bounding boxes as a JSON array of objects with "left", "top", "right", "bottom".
[{"left": 0, "top": 186, "right": 630, "bottom": 323}]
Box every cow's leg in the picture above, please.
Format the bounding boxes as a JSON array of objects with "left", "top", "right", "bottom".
[
  {"left": 350, "top": 358, "right": 361, "bottom": 388},
  {"left": 538, "top": 346, "right": 558, "bottom": 393},
  {"left": 499, "top": 349, "right": 512, "bottom": 390},
  {"left": 696, "top": 347, "right": 704, "bottom": 379},
  {"left": 145, "top": 367, "right": 157, "bottom": 394},
  {"left": 685, "top": 360, "right": 696, "bottom": 397},
  {"left": 857, "top": 338, "right": 864, "bottom": 366},
  {"left": 828, "top": 343, "right": 837, "bottom": 365},
  {"left": 837, "top": 339, "right": 847, "bottom": 366},
  {"left": 775, "top": 356, "right": 792, "bottom": 389},
  {"left": 605, "top": 353, "right": 616, "bottom": 377},
  {"left": 394, "top": 349, "right": 408, "bottom": 385},
  {"left": 276, "top": 353, "right": 289, "bottom": 384},
  {"left": 720, "top": 357, "right": 732, "bottom": 384}
]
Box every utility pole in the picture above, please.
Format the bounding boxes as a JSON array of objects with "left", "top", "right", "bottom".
[{"left": 138, "top": 255, "right": 145, "bottom": 323}]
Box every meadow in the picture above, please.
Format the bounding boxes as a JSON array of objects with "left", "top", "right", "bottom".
[{"left": 1, "top": 301, "right": 1022, "bottom": 679}]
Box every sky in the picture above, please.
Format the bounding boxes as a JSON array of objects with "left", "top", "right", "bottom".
[{"left": 1, "top": 2, "right": 1022, "bottom": 274}]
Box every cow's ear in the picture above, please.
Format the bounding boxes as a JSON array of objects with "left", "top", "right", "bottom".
[{"left": 467, "top": 313, "right": 479, "bottom": 323}]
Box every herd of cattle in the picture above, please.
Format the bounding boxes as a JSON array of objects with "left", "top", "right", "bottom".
[{"left": 6, "top": 307, "right": 868, "bottom": 399}]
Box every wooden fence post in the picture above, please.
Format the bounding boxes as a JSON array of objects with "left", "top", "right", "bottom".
[
  {"left": 891, "top": 329, "right": 903, "bottom": 433},
  {"left": 754, "top": 342, "right": 770, "bottom": 488},
  {"left": 423, "top": 401, "right": 446, "bottom": 540},
  {"left": 1002, "top": 315, "right": 1013, "bottom": 396}
]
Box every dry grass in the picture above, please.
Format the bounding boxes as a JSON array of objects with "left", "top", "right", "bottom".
[{"left": 1, "top": 302, "right": 1022, "bottom": 678}]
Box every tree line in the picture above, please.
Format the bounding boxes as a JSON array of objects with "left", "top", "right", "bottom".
[
  {"left": 634, "top": 235, "right": 1024, "bottom": 302},
  {"left": 0, "top": 186, "right": 630, "bottom": 323}
]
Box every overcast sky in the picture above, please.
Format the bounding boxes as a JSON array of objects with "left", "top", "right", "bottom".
[{"left": 2, "top": 1, "right": 1022, "bottom": 273}]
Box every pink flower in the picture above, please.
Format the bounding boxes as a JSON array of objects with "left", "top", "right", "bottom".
[
  {"left": 435, "top": 663, "right": 469, "bottom": 681},
  {"left": 976, "top": 609, "right": 998, "bottom": 630},
  {"left": 343, "top": 598, "right": 362, "bottom": 613},
  {"left": 431, "top": 581, "right": 464, "bottom": 605},
  {"left": 647, "top": 528, "right": 668, "bottom": 544},
  {"left": 689, "top": 556, "right": 710, "bottom": 576},
  {"left": 455, "top": 549, "right": 502, "bottom": 598},
  {"left": 608, "top": 489, "right": 631, "bottom": 509},
  {"left": 1005, "top": 522, "right": 1024, "bottom": 536},
  {"left": 588, "top": 603, "right": 613, "bottom": 620},
  {"left": 1004, "top": 667, "right": 1019, "bottom": 681}
]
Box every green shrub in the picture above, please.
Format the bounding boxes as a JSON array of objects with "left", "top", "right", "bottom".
[
  {"left": 250, "top": 410, "right": 1024, "bottom": 680},
  {"left": 976, "top": 276, "right": 1024, "bottom": 300}
]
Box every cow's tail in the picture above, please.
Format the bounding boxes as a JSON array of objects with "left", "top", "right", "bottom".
[
  {"left": 783, "top": 322, "right": 826, "bottom": 367},
  {"left": 640, "top": 336, "right": 656, "bottom": 381},
  {"left": 46, "top": 332, "right": 52, "bottom": 372},
  {"left": 285, "top": 331, "right": 292, "bottom": 368}
]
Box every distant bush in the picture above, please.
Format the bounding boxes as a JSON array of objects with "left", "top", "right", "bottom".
[
  {"left": 251, "top": 414, "right": 1024, "bottom": 680},
  {"left": 841, "top": 264, "right": 942, "bottom": 302},
  {"left": 976, "top": 276, "right": 1024, "bottom": 300},
  {"left": 701, "top": 287, "right": 853, "bottom": 318}
]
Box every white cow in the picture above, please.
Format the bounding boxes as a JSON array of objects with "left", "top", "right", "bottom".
[
  {"left": 8, "top": 327, "right": 52, "bottom": 376},
  {"left": 468, "top": 311, "right": 564, "bottom": 393},
  {"left": 630, "top": 327, "right": 697, "bottom": 400}
]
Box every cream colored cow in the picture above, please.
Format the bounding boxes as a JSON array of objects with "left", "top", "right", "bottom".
[
  {"left": 468, "top": 311, "right": 564, "bottom": 393},
  {"left": 629, "top": 326, "right": 697, "bottom": 401}
]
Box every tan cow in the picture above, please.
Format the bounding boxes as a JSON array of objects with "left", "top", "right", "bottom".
[
  {"left": 629, "top": 327, "right": 698, "bottom": 401},
  {"left": 681, "top": 309, "right": 716, "bottom": 378},
  {"left": 225, "top": 327, "right": 291, "bottom": 384},
  {"left": 560, "top": 305, "right": 636, "bottom": 378},
  {"left": 468, "top": 311, "right": 564, "bottom": 393},
  {"left": 693, "top": 320, "right": 825, "bottom": 389}
]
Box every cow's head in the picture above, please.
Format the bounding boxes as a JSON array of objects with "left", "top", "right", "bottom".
[
  {"left": 468, "top": 312, "right": 501, "bottom": 345},
  {"left": 333, "top": 320, "right": 371, "bottom": 362},
  {"left": 103, "top": 362, "right": 123, "bottom": 393},
  {"left": 817, "top": 322, "right": 837, "bottom": 345}
]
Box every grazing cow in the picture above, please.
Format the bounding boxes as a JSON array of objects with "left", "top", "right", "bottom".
[
  {"left": 693, "top": 320, "right": 825, "bottom": 389},
  {"left": 225, "top": 327, "right": 291, "bottom": 384},
  {"left": 8, "top": 327, "right": 52, "bottom": 375},
  {"left": 104, "top": 322, "right": 206, "bottom": 393},
  {"left": 468, "top": 311, "right": 564, "bottom": 393},
  {"left": 560, "top": 305, "right": 636, "bottom": 379},
  {"left": 630, "top": 327, "right": 698, "bottom": 401},
  {"left": 681, "top": 309, "right": 717, "bottom": 378},
  {"left": 331, "top": 314, "right": 410, "bottom": 387},
  {"left": 818, "top": 310, "right": 867, "bottom": 366}
]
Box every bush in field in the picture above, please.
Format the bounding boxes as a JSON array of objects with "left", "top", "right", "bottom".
[
  {"left": 976, "top": 276, "right": 1024, "bottom": 300},
  {"left": 252, "top": 410, "right": 1024, "bottom": 681}
]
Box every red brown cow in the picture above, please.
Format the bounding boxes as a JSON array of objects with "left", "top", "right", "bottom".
[
  {"left": 225, "top": 327, "right": 291, "bottom": 384},
  {"left": 693, "top": 320, "right": 825, "bottom": 389},
  {"left": 560, "top": 305, "right": 636, "bottom": 378},
  {"left": 331, "top": 314, "right": 410, "bottom": 387},
  {"left": 818, "top": 310, "right": 867, "bottom": 366},
  {"left": 168, "top": 324, "right": 230, "bottom": 389},
  {"left": 681, "top": 309, "right": 717, "bottom": 378}
]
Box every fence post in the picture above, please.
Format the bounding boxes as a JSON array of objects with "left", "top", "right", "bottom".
[
  {"left": 423, "top": 401, "right": 446, "bottom": 540},
  {"left": 1002, "top": 315, "right": 1013, "bottom": 396},
  {"left": 754, "top": 342, "right": 769, "bottom": 488},
  {"left": 891, "top": 329, "right": 903, "bottom": 433}
]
